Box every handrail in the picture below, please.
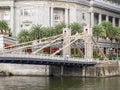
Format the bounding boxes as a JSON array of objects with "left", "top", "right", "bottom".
[{"left": 0, "top": 53, "right": 95, "bottom": 62}]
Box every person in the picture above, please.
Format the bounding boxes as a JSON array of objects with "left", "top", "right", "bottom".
[
  {"left": 64, "top": 54, "right": 69, "bottom": 60},
  {"left": 66, "top": 54, "right": 69, "bottom": 59}
]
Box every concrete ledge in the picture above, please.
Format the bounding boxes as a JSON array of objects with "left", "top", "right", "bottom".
[{"left": 0, "top": 63, "right": 50, "bottom": 76}]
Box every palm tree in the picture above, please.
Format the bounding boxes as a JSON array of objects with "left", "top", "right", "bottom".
[
  {"left": 0, "top": 20, "right": 9, "bottom": 34},
  {"left": 69, "top": 22, "right": 83, "bottom": 35},
  {"left": 44, "top": 26, "right": 55, "bottom": 37},
  {"left": 29, "top": 24, "right": 44, "bottom": 41},
  {"left": 17, "top": 29, "right": 30, "bottom": 43},
  {"left": 100, "top": 21, "right": 114, "bottom": 41},
  {"left": 113, "top": 27, "right": 119, "bottom": 40},
  {"left": 99, "top": 21, "right": 118, "bottom": 59},
  {"left": 111, "top": 26, "right": 120, "bottom": 59},
  {"left": 54, "top": 22, "right": 66, "bottom": 35},
  {"left": 93, "top": 24, "right": 103, "bottom": 42}
]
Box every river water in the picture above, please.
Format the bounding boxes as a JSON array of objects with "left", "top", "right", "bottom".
[{"left": 0, "top": 76, "right": 120, "bottom": 90}]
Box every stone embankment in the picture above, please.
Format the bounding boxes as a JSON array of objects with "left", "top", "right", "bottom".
[
  {"left": 0, "top": 64, "right": 50, "bottom": 76},
  {"left": 85, "top": 60, "right": 119, "bottom": 77},
  {"left": 51, "top": 60, "right": 120, "bottom": 77},
  {"left": 0, "top": 60, "right": 119, "bottom": 77}
]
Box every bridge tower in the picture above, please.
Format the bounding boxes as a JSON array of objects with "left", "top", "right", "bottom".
[
  {"left": 84, "top": 25, "right": 93, "bottom": 59},
  {"left": 63, "top": 28, "right": 71, "bottom": 56}
]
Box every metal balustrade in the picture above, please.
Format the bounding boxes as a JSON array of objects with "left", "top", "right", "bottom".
[{"left": 0, "top": 53, "right": 96, "bottom": 63}]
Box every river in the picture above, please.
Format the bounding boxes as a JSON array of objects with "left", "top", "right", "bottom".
[{"left": 0, "top": 76, "right": 120, "bottom": 90}]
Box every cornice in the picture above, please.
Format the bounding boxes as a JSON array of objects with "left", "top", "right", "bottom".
[
  {"left": 0, "top": 0, "right": 120, "bottom": 14},
  {"left": 90, "top": 0, "right": 120, "bottom": 14}
]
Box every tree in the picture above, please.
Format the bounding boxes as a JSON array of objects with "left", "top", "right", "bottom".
[
  {"left": 17, "top": 29, "right": 30, "bottom": 43},
  {"left": 69, "top": 22, "right": 83, "bottom": 35},
  {"left": 54, "top": 22, "right": 66, "bottom": 35},
  {"left": 0, "top": 20, "right": 9, "bottom": 34},
  {"left": 17, "top": 22, "right": 83, "bottom": 43},
  {"left": 113, "top": 27, "right": 119, "bottom": 40},
  {"left": 44, "top": 26, "right": 55, "bottom": 37},
  {"left": 29, "top": 24, "right": 44, "bottom": 40},
  {"left": 93, "top": 24, "right": 103, "bottom": 42},
  {"left": 113, "top": 27, "right": 120, "bottom": 44},
  {"left": 100, "top": 21, "right": 114, "bottom": 41}
]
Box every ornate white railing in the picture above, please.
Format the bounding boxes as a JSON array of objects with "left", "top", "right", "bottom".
[{"left": 0, "top": 53, "right": 95, "bottom": 63}]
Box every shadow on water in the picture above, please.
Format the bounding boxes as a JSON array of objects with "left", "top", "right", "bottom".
[
  {"left": 0, "top": 76, "right": 120, "bottom": 90},
  {"left": 48, "top": 76, "right": 120, "bottom": 90}
]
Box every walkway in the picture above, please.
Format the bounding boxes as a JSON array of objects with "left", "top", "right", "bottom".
[{"left": 0, "top": 54, "right": 97, "bottom": 66}]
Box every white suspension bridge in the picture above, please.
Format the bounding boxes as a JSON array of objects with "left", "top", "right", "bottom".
[{"left": 0, "top": 26, "right": 107, "bottom": 66}]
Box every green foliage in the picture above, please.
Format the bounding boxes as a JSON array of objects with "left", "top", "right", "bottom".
[
  {"left": 0, "top": 20, "right": 9, "bottom": 34},
  {"left": 69, "top": 22, "right": 83, "bottom": 35},
  {"left": 71, "top": 48, "right": 82, "bottom": 58},
  {"left": 93, "top": 21, "right": 120, "bottom": 59},
  {"left": 18, "top": 22, "right": 84, "bottom": 43},
  {"left": 17, "top": 29, "right": 30, "bottom": 43},
  {"left": 29, "top": 24, "right": 43, "bottom": 40},
  {"left": 101, "top": 21, "right": 114, "bottom": 40},
  {"left": 43, "top": 27, "right": 54, "bottom": 37},
  {"left": 93, "top": 50, "right": 101, "bottom": 58},
  {"left": 93, "top": 25, "right": 103, "bottom": 41},
  {"left": 113, "top": 27, "right": 120, "bottom": 41},
  {"left": 93, "top": 21, "right": 120, "bottom": 41},
  {"left": 118, "top": 54, "right": 120, "bottom": 60},
  {"left": 75, "top": 52, "right": 82, "bottom": 58},
  {"left": 54, "top": 22, "right": 66, "bottom": 35},
  {"left": 107, "top": 54, "right": 114, "bottom": 60}
]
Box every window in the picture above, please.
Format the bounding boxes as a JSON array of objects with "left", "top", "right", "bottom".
[
  {"left": 54, "top": 14, "right": 61, "bottom": 22},
  {"left": 3, "top": 12, "right": 10, "bottom": 20},
  {"left": 53, "top": 8, "right": 65, "bottom": 24},
  {"left": 25, "top": 23, "right": 30, "bottom": 27},
  {"left": 24, "top": 9, "right": 32, "bottom": 16},
  {"left": 21, "top": 8, "right": 33, "bottom": 16},
  {"left": 21, "top": 20, "right": 32, "bottom": 29},
  {"left": 82, "top": 13, "right": 85, "bottom": 20}
]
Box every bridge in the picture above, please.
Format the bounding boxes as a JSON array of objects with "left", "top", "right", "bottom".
[
  {"left": 0, "top": 26, "right": 105, "bottom": 66},
  {"left": 0, "top": 54, "right": 97, "bottom": 66}
]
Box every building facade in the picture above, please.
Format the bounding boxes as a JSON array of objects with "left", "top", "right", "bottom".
[{"left": 0, "top": 0, "right": 120, "bottom": 36}]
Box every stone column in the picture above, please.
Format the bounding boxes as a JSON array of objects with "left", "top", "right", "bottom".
[
  {"left": 91, "top": 12, "right": 94, "bottom": 27},
  {"left": 50, "top": 7, "right": 54, "bottom": 26},
  {"left": 113, "top": 17, "right": 115, "bottom": 26},
  {"left": 10, "top": 6, "right": 15, "bottom": 36},
  {"left": 119, "top": 18, "right": 120, "bottom": 27},
  {"left": 106, "top": 15, "right": 109, "bottom": 21},
  {"left": 65, "top": 8, "right": 69, "bottom": 25},
  {"left": 0, "top": 12, "right": 2, "bottom": 19},
  {"left": 99, "top": 13, "right": 102, "bottom": 24}
]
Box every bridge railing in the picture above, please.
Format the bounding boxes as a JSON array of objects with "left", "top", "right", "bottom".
[{"left": 0, "top": 53, "right": 96, "bottom": 62}]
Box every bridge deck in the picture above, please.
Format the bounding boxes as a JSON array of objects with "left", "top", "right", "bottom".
[{"left": 0, "top": 55, "right": 97, "bottom": 66}]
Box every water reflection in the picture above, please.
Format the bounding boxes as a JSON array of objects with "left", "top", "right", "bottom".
[
  {"left": 0, "top": 76, "right": 49, "bottom": 90},
  {"left": 0, "top": 76, "right": 120, "bottom": 90}
]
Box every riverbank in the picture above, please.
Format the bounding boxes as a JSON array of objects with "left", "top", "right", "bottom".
[
  {"left": 0, "top": 60, "right": 119, "bottom": 77},
  {"left": 50, "top": 60, "right": 119, "bottom": 77},
  {"left": 0, "top": 64, "right": 50, "bottom": 76}
]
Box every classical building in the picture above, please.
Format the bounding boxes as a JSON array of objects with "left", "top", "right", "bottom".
[{"left": 0, "top": 0, "right": 120, "bottom": 36}]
